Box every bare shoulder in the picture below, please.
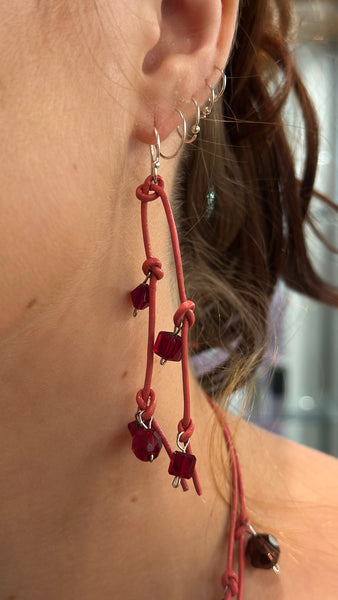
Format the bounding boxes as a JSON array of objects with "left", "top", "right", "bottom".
[
  {"left": 247, "top": 420, "right": 338, "bottom": 496},
  {"left": 234, "top": 418, "right": 338, "bottom": 599}
]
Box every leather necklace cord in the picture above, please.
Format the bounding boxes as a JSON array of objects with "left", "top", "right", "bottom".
[{"left": 207, "top": 396, "right": 250, "bottom": 599}]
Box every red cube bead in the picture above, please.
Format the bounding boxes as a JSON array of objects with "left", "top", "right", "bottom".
[
  {"left": 153, "top": 331, "right": 182, "bottom": 361},
  {"left": 245, "top": 534, "right": 280, "bottom": 569},
  {"left": 128, "top": 421, "right": 162, "bottom": 462},
  {"left": 130, "top": 283, "right": 150, "bottom": 310},
  {"left": 168, "top": 451, "right": 196, "bottom": 479}
]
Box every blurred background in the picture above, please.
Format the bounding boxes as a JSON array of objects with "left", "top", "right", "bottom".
[{"left": 247, "top": 1, "right": 338, "bottom": 457}]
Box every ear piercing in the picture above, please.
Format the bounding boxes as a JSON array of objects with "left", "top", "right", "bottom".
[{"left": 163, "top": 67, "right": 227, "bottom": 152}]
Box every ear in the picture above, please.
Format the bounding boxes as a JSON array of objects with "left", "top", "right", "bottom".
[{"left": 133, "top": 0, "right": 239, "bottom": 145}]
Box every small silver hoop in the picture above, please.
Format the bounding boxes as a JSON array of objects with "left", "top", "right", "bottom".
[
  {"left": 173, "top": 322, "right": 183, "bottom": 336},
  {"left": 178, "top": 98, "right": 200, "bottom": 144},
  {"left": 201, "top": 85, "right": 216, "bottom": 119},
  {"left": 172, "top": 476, "right": 181, "bottom": 488},
  {"left": 176, "top": 431, "right": 190, "bottom": 452},
  {"left": 150, "top": 128, "right": 161, "bottom": 183},
  {"left": 171, "top": 431, "right": 189, "bottom": 489},
  {"left": 214, "top": 67, "right": 227, "bottom": 102},
  {"left": 247, "top": 523, "right": 257, "bottom": 536},
  {"left": 135, "top": 410, "right": 153, "bottom": 430},
  {"left": 222, "top": 584, "right": 230, "bottom": 600},
  {"left": 160, "top": 109, "right": 187, "bottom": 159}
]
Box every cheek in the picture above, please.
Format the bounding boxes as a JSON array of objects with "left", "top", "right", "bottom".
[
  {"left": 0, "top": 13, "right": 91, "bottom": 336},
  {"left": 0, "top": 140, "right": 106, "bottom": 338},
  {"left": 0, "top": 79, "right": 115, "bottom": 340}
]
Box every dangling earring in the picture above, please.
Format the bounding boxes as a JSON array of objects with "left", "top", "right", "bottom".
[
  {"left": 128, "top": 121, "right": 202, "bottom": 495},
  {"left": 128, "top": 69, "right": 225, "bottom": 491}
]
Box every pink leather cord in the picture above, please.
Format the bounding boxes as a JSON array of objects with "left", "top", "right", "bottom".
[
  {"left": 207, "top": 396, "right": 251, "bottom": 599},
  {"left": 135, "top": 175, "right": 202, "bottom": 495}
]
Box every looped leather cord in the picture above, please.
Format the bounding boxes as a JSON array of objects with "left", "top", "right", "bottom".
[
  {"left": 177, "top": 418, "right": 195, "bottom": 444},
  {"left": 174, "top": 300, "right": 195, "bottom": 329},
  {"left": 235, "top": 522, "right": 249, "bottom": 540},
  {"left": 134, "top": 174, "right": 201, "bottom": 495},
  {"left": 142, "top": 258, "right": 164, "bottom": 281},
  {"left": 221, "top": 571, "right": 239, "bottom": 597},
  {"left": 136, "top": 388, "right": 157, "bottom": 421},
  {"left": 136, "top": 174, "right": 165, "bottom": 202},
  {"left": 134, "top": 166, "right": 254, "bottom": 595}
]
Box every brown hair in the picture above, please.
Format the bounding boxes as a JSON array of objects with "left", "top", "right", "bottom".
[{"left": 177, "top": 0, "right": 338, "bottom": 398}]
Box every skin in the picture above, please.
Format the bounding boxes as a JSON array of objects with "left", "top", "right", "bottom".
[{"left": 0, "top": 1, "right": 337, "bottom": 599}]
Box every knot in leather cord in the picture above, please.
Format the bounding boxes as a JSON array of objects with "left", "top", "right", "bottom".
[
  {"left": 136, "top": 388, "right": 157, "bottom": 420},
  {"left": 177, "top": 419, "right": 195, "bottom": 443},
  {"left": 235, "top": 521, "right": 249, "bottom": 540},
  {"left": 142, "top": 258, "right": 164, "bottom": 281},
  {"left": 174, "top": 300, "right": 195, "bottom": 329},
  {"left": 136, "top": 175, "right": 165, "bottom": 203},
  {"left": 221, "top": 571, "right": 239, "bottom": 596}
]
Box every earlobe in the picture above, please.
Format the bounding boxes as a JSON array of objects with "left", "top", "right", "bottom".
[{"left": 133, "top": 0, "right": 239, "bottom": 145}]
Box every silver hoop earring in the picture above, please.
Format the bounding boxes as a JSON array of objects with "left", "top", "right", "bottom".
[
  {"left": 160, "top": 110, "right": 187, "bottom": 159},
  {"left": 201, "top": 84, "right": 216, "bottom": 119},
  {"left": 178, "top": 98, "right": 200, "bottom": 144},
  {"left": 214, "top": 67, "right": 227, "bottom": 102}
]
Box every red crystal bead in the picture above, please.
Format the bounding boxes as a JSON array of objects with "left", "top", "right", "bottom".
[
  {"left": 245, "top": 534, "right": 280, "bottom": 569},
  {"left": 153, "top": 331, "right": 182, "bottom": 362},
  {"left": 130, "top": 283, "right": 150, "bottom": 310},
  {"left": 128, "top": 421, "right": 162, "bottom": 462},
  {"left": 168, "top": 451, "right": 196, "bottom": 479}
]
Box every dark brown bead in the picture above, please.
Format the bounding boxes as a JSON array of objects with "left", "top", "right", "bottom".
[{"left": 245, "top": 534, "right": 280, "bottom": 569}]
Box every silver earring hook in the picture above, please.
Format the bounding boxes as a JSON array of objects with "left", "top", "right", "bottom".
[
  {"left": 150, "top": 128, "right": 161, "bottom": 183},
  {"left": 160, "top": 109, "right": 187, "bottom": 159},
  {"left": 214, "top": 67, "right": 227, "bottom": 102},
  {"left": 178, "top": 98, "right": 201, "bottom": 144},
  {"left": 201, "top": 84, "right": 216, "bottom": 119}
]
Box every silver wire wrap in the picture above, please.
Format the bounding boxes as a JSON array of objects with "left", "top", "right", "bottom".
[{"left": 150, "top": 128, "right": 161, "bottom": 183}]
